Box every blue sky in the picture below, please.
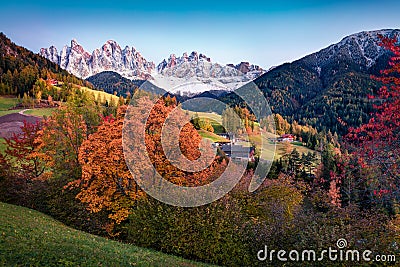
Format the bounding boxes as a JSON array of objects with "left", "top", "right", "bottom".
[{"left": 1, "top": 0, "right": 399, "bottom": 69}]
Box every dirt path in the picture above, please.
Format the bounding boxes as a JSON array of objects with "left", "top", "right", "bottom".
[
  {"left": 0, "top": 113, "right": 42, "bottom": 139},
  {"left": 18, "top": 109, "right": 31, "bottom": 115}
]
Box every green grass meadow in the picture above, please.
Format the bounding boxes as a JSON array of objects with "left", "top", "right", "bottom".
[
  {"left": 0, "top": 96, "right": 21, "bottom": 116},
  {"left": 197, "top": 129, "right": 230, "bottom": 143},
  {"left": 24, "top": 108, "right": 55, "bottom": 117},
  {"left": 0, "top": 202, "right": 214, "bottom": 267},
  {"left": 0, "top": 96, "right": 19, "bottom": 110},
  {"left": 80, "top": 87, "right": 120, "bottom": 104}
]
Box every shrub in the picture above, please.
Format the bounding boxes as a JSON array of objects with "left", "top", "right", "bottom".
[{"left": 124, "top": 196, "right": 252, "bottom": 266}]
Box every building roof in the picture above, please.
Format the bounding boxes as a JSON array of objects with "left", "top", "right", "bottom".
[{"left": 220, "top": 144, "right": 252, "bottom": 158}]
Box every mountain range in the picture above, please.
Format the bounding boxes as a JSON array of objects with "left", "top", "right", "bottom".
[
  {"left": 40, "top": 40, "right": 265, "bottom": 93},
  {"left": 40, "top": 39, "right": 155, "bottom": 80}
]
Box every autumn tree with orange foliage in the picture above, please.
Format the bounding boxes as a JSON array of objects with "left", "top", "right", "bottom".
[
  {"left": 70, "top": 95, "right": 227, "bottom": 224},
  {"left": 68, "top": 109, "right": 144, "bottom": 224},
  {"left": 144, "top": 97, "right": 224, "bottom": 187}
]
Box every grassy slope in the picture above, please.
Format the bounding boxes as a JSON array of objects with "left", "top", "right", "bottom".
[
  {"left": 185, "top": 111, "right": 225, "bottom": 133},
  {"left": 50, "top": 85, "right": 119, "bottom": 104},
  {"left": 186, "top": 110, "right": 318, "bottom": 160},
  {"left": 197, "top": 130, "right": 230, "bottom": 143},
  {"left": 0, "top": 97, "right": 55, "bottom": 117},
  {"left": 0, "top": 202, "right": 214, "bottom": 267},
  {"left": 185, "top": 111, "right": 222, "bottom": 123},
  {"left": 248, "top": 132, "right": 319, "bottom": 160},
  {"left": 0, "top": 96, "right": 21, "bottom": 116},
  {"left": 0, "top": 97, "right": 19, "bottom": 110},
  {"left": 80, "top": 87, "right": 120, "bottom": 104},
  {"left": 1, "top": 86, "right": 119, "bottom": 118},
  {"left": 24, "top": 108, "right": 55, "bottom": 117},
  {"left": 275, "top": 143, "right": 319, "bottom": 159}
]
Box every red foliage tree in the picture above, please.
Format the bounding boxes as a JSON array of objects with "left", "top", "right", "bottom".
[
  {"left": 346, "top": 35, "right": 400, "bottom": 212},
  {"left": 0, "top": 120, "right": 45, "bottom": 205},
  {"left": 4, "top": 120, "right": 44, "bottom": 180}
]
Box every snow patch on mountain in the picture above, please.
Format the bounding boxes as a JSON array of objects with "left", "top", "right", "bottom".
[
  {"left": 149, "top": 73, "right": 241, "bottom": 95},
  {"left": 155, "top": 51, "right": 265, "bottom": 93},
  {"left": 304, "top": 29, "right": 400, "bottom": 72}
]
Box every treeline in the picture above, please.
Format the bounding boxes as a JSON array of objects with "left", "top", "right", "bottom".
[
  {"left": 0, "top": 33, "right": 93, "bottom": 96},
  {"left": 259, "top": 111, "right": 340, "bottom": 150},
  {"left": 290, "top": 72, "right": 380, "bottom": 134}
]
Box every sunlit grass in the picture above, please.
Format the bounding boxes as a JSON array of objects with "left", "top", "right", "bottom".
[
  {"left": 198, "top": 130, "right": 230, "bottom": 143},
  {"left": 80, "top": 87, "right": 120, "bottom": 104},
  {"left": 0, "top": 109, "right": 21, "bottom": 117},
  {"left": 24, "top": 108, "right": 56, "bottom": 117},
  {"left": 248, "top": 132, "right": 319, "bottom": 160},
  {"left": 0, "top": 96, "right": 19, "bottom": 110}
]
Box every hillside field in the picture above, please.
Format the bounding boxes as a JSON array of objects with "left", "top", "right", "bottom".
[
  {"left": 80, "top": 86, "right": 120, "bottom": 104},
  {"left": 0, "top": 96, "right": 21, "bottom": 116},
  {"left": 0, "top": 202, "right": 214, "bottom": 267},
  {"left": 23, "top": 108, "right": 55, "bottom": 117}
]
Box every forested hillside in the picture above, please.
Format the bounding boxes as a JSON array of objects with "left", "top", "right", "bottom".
[
  {"left": 0, "top": 33, "right": 93, "bottom": 96},
  {"left": 86, "top": 71, "right": 144, "bottom": 96},
  {"left": 254, "top": 58, "right": 386, "bottom": 134},
  {"left": 221, "top": 30, "right": 398, "bottom": 135}
]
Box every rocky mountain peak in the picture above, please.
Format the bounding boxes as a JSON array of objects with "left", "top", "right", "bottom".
[
  {"left": 198, "top": 53, "right": 211, "bottom": 62},
  {"left": 70, "top": 39, "right": 79, "bottom": 48},
  {"left": 40, "top": 45, "right": 59, "bottom": 64},
  {"left": 40, "top": 39, "right": 155, "bottom": 79},
  {"left": 102, "top": 40, "right": 122, "bottom": 56},
  {"left": 40, "top": 40, "right": 266, "bottom": 92},
  {"left": 69, "top": 39, "right": 90, "bottom": 60}
]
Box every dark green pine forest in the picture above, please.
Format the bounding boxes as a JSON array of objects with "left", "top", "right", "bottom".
[{"left": 221, "top": 52, "right": 390, "bottom": 135}]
